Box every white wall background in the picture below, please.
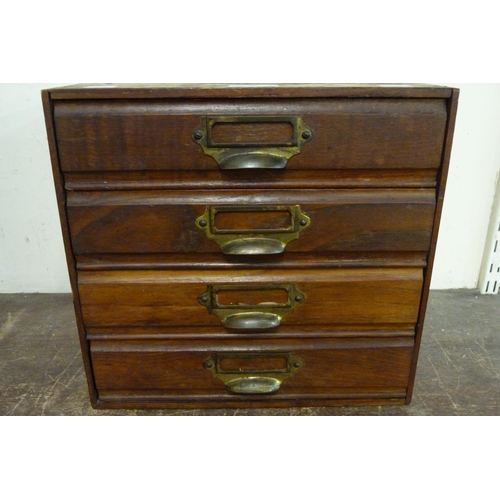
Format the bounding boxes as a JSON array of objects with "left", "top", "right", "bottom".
[
  {"left": 433, "top": 84, "right": 500, "bottom": 289},
  {"left": 1, "top": 83, "right": 499, "bottom": 293},
  {"left": 0, "top": 84, "right": 72, "bottom": 293}
]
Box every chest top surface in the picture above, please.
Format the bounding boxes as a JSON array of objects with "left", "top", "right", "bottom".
[{"left": 45, "top": 83, "right": 454, "bottom": 100}]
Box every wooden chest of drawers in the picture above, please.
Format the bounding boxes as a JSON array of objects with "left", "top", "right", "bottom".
[{"left": 43, "top": 84, "right": 458, "bottom": 409}]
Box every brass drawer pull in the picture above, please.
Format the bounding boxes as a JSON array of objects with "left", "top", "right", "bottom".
[
  {"left": 203, "top": 353, "right": 304, "bottom": 394},
  {"left": 192, "top": 116, "right": 314, "bottom": 169},
  {"left": 198, "top": 283, "right": 306, "bottom": 330},
  {"left": 195, "top": 205, "right": 311, "bottom": 255}
]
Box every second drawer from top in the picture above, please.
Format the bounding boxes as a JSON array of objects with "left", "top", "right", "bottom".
[{"left": 67, "top": 189, "right": 436, "bottom": 257}]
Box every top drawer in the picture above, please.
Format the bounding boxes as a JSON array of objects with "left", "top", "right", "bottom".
[{"left": 54, "top": 98, "right": 448, "bottom": 174}]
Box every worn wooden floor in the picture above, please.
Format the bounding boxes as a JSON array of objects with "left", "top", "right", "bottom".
[{"left": 1, "top": 290, "right": 499, "bottom": 416}]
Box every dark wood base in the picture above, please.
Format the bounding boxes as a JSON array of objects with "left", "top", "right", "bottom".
[{"left": 94, "top": 396, "right": 408, "bottom": 410}]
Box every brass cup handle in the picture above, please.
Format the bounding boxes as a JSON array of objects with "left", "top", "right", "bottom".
[
  {"left": 198, "top": 284, "right": 306, "bottom": 330},
  {"left": 192, "top": 116, "right": 314, "bottom": 170},
  {"left": 195, "top": 205, "right": 311, "bottom": 255},
  {"left": 222, "top": 312, "right": 281, "bottom": 330},
  {"left": 203, "top": 353, "right": 304, "bottom": 394},
  {"left": 225, "top": 377, "right": 282, "bottom": 395}
]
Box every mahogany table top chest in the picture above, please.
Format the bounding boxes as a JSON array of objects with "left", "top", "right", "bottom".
[{"left": 43, "top": 84, "right": 459, "bottom": 409}]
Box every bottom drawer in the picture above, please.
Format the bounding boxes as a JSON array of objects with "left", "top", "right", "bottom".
[{"left": 91, "top": 337, "right": 414, "bottom": 407}]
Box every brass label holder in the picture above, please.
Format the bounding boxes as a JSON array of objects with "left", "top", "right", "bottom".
[
  {"left": 203, "top": 353, "right": 305, "bottom": 395},
  {"left": 195, "top": 205, "right": 311, "bottom": 255},
  {"left": 198, "top": 283, "right": 306, "bottom": 330},
  {"left": 192, "top": 116, "right": 314, "bottom": 170}
]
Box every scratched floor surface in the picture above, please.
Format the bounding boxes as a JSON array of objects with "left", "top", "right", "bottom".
[{"left": 1, "top": 291, "right": 499, "bottom": 416}]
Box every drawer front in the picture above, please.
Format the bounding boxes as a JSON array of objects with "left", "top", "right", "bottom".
[
  {"left": 67, "top": 189, "right": 436, "bottom": 256},
  {"left": 78, "top": 268, "right": 423, "bottom": 330},
  {"left": 54, "top": 98, "right": 447, "bottom": 172},
  {"left": 91, "top": 337, "right": 414, "bottom": 400}
]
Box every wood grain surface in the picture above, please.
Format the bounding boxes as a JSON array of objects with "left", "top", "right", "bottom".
[
  {"left": 78, "top": 268, "right": 423, "bottom": 329},
  {"left": 54, "top": 99, "right": 447, "bottom": 172},
  {"left": 67, "top": 189, "right": 436, "bottom": 255},
  {"left": 91, "top": 337, "right": 414, "bottom": 402}
]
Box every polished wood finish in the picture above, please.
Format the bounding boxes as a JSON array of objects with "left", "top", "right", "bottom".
[
  {"left": 48, "top": 83, "right": 454, "bottom": 100},
  {"left": 67, "top": 189, "right": 436, "bottom": 255},
  {"left": 54, "top": 99, "right": 447, "bottom": 172},
  {"left": 407, "top": 87, "right": 460, "bottom": 403},
  {"left": 78, "top": 268, "right": 423, "bottom": 329},
  {"left": 41, "top": 91, "right": 99, "bottom": 404},
  {"left": 64, "top": 169, "right": 439, "bottom": 191},
  {"left": 75, "top": 252, "right": 429, "bottom": 272},
  {"left": 91, "top": 338, "right": 414, "bottom": 401},
  {"left": 43, "top": 84, "right": 458, "bottom": 409}
]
